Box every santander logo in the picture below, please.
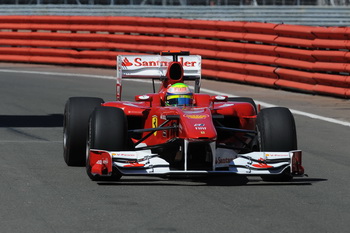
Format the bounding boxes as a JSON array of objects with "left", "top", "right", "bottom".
[
  {"left": 122, "top": 57, "right": 133, "bottom": 67},
  {"left": 122, "top": 57, "right": 197, "bottom": 67}
]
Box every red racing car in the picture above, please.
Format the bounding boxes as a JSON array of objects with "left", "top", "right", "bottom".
[{"left": 63, "top": 51, "right": 304, "bottom": 182}]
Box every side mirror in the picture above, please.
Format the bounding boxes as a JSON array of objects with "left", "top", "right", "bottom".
[{"left": 210, "top": 95, "right": 228, "bottom": 102}]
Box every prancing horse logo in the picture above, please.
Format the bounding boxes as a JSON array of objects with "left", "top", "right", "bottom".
[{"left": 152, "top": 115, "right": 158, "bottom": 136}]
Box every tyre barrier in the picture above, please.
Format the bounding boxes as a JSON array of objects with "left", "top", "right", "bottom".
[{"left": 0, "top": 16, "right": 349, "bottom": 98}]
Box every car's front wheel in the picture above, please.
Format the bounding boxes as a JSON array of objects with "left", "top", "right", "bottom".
[
  {"left": 86, "top": 107, "right": 130, "bottom": 181},
  {"left": 256, "top": 107, "right": 297, "bottom": 181}
]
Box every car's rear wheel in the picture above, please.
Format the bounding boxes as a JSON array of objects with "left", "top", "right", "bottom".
[
  {"left": 86, "top": 107, "right": 130, "bottom": 181},
  {"left": 63, "top": 97, "right": 104, "bottom": 166},
  {"left": 256, "top": 107, "right": 297, "bottom": 181}
]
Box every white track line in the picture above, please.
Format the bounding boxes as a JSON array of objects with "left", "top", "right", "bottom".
[
  {"left": 1, "top": 68, "right": 349, "bottom": 127},
  {"left": 199, "top": 88, "right": 350, "bottom": 127}
]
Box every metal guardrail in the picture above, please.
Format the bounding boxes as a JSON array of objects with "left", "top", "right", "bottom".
[
  {"left": 0, "top": 5, "right": 349, "bottom": 26},
  {"left": 0, "top": 0, "right": 349, "bottom": 5}
]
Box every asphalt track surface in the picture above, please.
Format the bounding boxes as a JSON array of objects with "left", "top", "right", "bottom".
[{"left": 0, "top": 63, "right": 349, "bottom": 233}]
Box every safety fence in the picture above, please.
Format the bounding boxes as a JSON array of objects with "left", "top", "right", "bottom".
[
  {"left": 0, "top": 0, "right": 347, "bottom": 6},
  {"left": 0, "top": 16, "right": 349, "bottom": 98},
  {"left": 1, "top": 6, "right": 350, "bottom": 26}
]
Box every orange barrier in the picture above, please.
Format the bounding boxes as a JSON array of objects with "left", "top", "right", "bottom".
[{"left": 0, "top": 16, "right": 349, "bottom": 98}]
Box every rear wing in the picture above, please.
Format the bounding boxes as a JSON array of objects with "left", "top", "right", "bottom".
[
  {"left": 116, "top": 53, "right": 201, "bottom": 100},
  {"left": 116, "top": 54, "right": 201, "bottom": 79}
]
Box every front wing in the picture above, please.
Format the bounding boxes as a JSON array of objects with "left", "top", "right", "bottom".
[{"left": 88, "top": 149, "right": 304, "bottom": 177}]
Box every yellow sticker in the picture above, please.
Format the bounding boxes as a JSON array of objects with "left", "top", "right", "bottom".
[
  {"left": 152, "top": 115, "right": 158, "bottom": 136},
  {"left": 184, "top": 114, "right": 208, "bottom": 119}
]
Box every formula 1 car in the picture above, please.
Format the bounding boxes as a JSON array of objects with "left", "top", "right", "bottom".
[{"left": 63, "top": 51, "right": 304, "bottom": 182}]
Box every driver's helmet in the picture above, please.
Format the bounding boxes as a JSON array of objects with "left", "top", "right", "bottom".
[{"left": 165, "top": 83, "right": 193, "bottom": 106}]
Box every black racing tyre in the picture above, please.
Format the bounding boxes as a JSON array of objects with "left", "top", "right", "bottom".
[
  {"left": 257, "top": 107, "right": 297, "bottom": 151},
  {"left": 86, "top": 107, "right": 129, "bottom": 181},
  {"left": 228, "top": 97, "right": 257, "bottom": 114},
  {"left": 63, "top": 97, "right": 104, "bottom": 166},
  {"left": 256, "top": 107, "right": 297, "bottom": 181}
]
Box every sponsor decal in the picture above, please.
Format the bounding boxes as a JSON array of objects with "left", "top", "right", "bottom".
[
  {"left": 123, "top": 57, "right": 197, "bottom": 68},
  {"left": 266, "top": 153, "right": 288, "bottom": 157},
  {"left": 96, "top": 158, "right": 109, "bottom": 165},
  {"left": 122, "top": 57, "right": 133, "bottom": 66},
  {"left": 194, "top": 123, "right": 206, "bottom": 130},
  {"left": 112, "top": 152, "right": 136, "bottom": 157},
  {"left": 215, "top": 149, "right": 237, "bottom": 167},
  {"left": 252, "top": 158, "right": 273, "bottom": 168},
  {"left": 152, "top": 115, "right": 158, "bottom": 136},
  {"left": 184, "top": 114, "right": 209, "bottom": 119},
  {"left": 216, "top": 157, "right": 232, "bottom": 164}
]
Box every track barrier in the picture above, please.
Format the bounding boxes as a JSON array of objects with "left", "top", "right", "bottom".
[{"left": 0, "top": 16, "right": 349, "bottom": 98}]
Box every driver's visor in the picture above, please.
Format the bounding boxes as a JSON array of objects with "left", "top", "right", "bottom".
[{"left": 166, "top": 94, "right": 193, "bottom": 106}]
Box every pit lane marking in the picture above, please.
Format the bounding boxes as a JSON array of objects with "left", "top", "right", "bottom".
[{"left": 0, "top": 68, "right": 349, "bottom": 127}]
